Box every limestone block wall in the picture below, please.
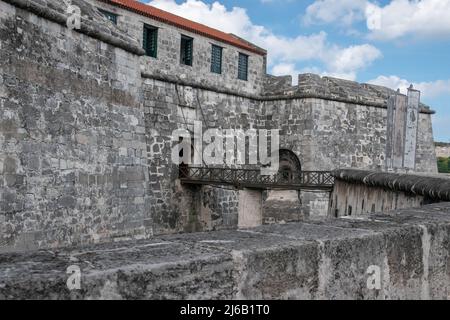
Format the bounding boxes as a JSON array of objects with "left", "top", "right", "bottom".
[
  {"left": 264, "top": 98, "right": 388, "bottom": 171},
  {"left": 0, "top": 0, "right": 441, "bottom": 251},
  {"left": 416, "top": 114, "right": 438, "bottom": 172},
  {"left": 0, "top": 0, "right": 149, "bottom": 252},
  {"left": 142, "top": 78, "right": 263, "bottom": 234},
  {"left": 263, "top": 99, "right": 436, "bottom": 174},
  {"left": 143, "top": 74, "right": 438, "bottom": 225},
  {"left": 261, "top": 75, "right": 437, "bottom": 218},
  {"left": 238, "top": 188, "right": 262, "bottom": 228},
  {"left": 88, "top": 0, "right": 267, "bottom": 96},
  {"left": 262, "top": 190, "right": 303, "bottom": 224},
  {"left": 198, "top": 185, "right": 239, "bottom": 232}
]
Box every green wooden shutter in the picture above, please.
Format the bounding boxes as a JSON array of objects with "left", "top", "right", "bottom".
[
  {"left": 238, "top": 53, "right": 248, "bottom": 81},
  {"left": 150, "top": 28, "right": 158, "bottom": 58},
  {"left": 99, "top": 9, "right": 117, "bottom": 25},
  {"left": 211, "top": 45, "right": 222, "bottom": 74},
  {"left": 143, "top": 25, "right": 158, "bottom": 58},
  {"left": 143, "top": 26, "right": 148, "bottom": 54},
  {"left": 181, "top": 36, "right": 193, "bottom": 66},
  {"left": 185, "top": 37, "right": 193, "bottom": 66}
]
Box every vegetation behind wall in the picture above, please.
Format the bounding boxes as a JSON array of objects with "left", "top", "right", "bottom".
[{"left": 437, "top": 157, "right": 450, "bottom": 173}]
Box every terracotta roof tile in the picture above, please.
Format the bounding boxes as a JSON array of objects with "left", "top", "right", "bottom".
[{"left": 101, "top": 0, "right": 267, "bottom": 55}]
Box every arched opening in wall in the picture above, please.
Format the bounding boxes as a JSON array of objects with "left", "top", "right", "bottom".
[
  {"left": 178, "top": 137, "right": 195, "bottom": 178},
  {"left": 277, "top": 149, "right": 302, "bottom": 183}
]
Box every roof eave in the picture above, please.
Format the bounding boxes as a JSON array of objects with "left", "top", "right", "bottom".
[{"left": 100, "top": 0, "right": 267, "bottom": 56}]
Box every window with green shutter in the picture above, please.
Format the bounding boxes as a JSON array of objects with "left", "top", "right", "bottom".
[
  {"left": 238, "top": 53, "right": 248, "bottom": 81},
  {"left": 210, "top": 45, "right": 222, "bottom": 74},
  {"left": 143, "top": 24, "right": 158, "bottom": 58},
  {"left": 99, "top": 9, "right": 118, "bottom": 25},
  {"left": 180, "top": 35, "right": 193, "bottom": 66}
]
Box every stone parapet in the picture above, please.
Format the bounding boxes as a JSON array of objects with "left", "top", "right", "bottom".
[
  {"left": 1, "top": 202, "right": 450, "bottom": 299},
  {"left": 332, "top": 169, "right": 450, "bottom": 202},
  {"left": 264, "top": 73, "right": 434, "bottom": 114},
  {"left": 2, "top": 0, "right": 144, "bottom": 55}
]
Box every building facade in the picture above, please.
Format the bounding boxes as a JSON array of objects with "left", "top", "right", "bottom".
[{"left": 436, "top": 142, "right": 450, "bottom": 158}]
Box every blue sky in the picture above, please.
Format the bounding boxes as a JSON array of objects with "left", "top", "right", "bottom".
[{"left": 142, "top": 0, "right": 450, "bottom": 142}]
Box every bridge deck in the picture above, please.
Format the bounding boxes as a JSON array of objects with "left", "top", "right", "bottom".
[{"left": 179, "top": 166, "right": 334, "bottom": 190}]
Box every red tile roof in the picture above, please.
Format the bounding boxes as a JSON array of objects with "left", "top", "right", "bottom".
[{"left": 101, "top": 0, "right": 267, "bottom": 56}]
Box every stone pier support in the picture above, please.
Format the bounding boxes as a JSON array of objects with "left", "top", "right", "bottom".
[
  {"left": 263, "top": 190, "right": 303, "bottom": 223},
  {"left": 238, "top": 188, "right": 263, "bottom": 228}
]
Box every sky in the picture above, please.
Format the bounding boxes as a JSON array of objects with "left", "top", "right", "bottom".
[{"left": 141, "top": 0, "right": 450, "bottom": 142}]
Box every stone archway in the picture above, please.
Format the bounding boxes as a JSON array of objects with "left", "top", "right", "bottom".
[
  {"left": 278, "top": 149, "right": 302, "bottom": 182},
  {"left": 263, "top": 149, "right": 303, "bottom": 224}
]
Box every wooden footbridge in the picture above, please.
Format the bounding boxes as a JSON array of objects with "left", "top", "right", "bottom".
[{"left": 179, "top": 166, "right": 335, "bottom": 191}]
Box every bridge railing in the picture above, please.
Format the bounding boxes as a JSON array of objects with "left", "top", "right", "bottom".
[{"left": 179, "top": 166, "right": 334, "bottom": 190}]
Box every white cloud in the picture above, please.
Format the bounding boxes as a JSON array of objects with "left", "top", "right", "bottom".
[
  {"left": 303, "top": 0, "right": 450, "bottom": 41},
  {"left": 324, "top": 44, "right": 382, "bottom": 80},
  {"left": 366, "top": 0, "right": 450, "bottom": 40},
  {"left": 368, "top": 75, "right": 450, "bottom": 98},
  {"left": 303, "top": 0, "right": 368, "bottom": 26},
  {"left": 271, "top": 63, "right": 301, "bottom": 78},
  {"left": 148, "top": 0, "right": 381, "bottom": 82},
  {"left": 271, "top": 63, "right": 314, "bottom": 85}
]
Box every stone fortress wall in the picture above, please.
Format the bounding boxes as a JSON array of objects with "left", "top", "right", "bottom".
[
  {"left": 0, "top": 0, "right": 439, "bottom": 252},
  {"left": 0, "top": 0, "right": 150, "bottom": 251}
]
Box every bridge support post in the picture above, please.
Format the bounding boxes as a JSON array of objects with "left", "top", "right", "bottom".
[
  {"left": 263, "top": 190, "right": 303, "bottom": 223},
  {"left": 238, "top": 188, "right": 262, "bottom": 228}
]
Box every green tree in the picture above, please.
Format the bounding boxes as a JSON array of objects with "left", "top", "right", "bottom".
[{"left": 437, "top": 157, "right": 449, "bottom": 173}]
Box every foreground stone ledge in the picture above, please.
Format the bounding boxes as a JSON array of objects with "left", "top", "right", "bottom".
[{"left": 1, "top": 203, "right": 450, "bottom": 300}]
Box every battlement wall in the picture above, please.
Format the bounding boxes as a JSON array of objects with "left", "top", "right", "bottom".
[{"left": 330, "top": 169, "right": 450, "bottom": 217}]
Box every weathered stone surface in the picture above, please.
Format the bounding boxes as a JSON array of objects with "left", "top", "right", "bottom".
[
  {"left": 1, "top": 202, "right": 450, "bottom": 300},
  {"left": 2, "top": 0, "right": 144, "bottom": 55},
  {"left": 332, "top": 169, "right": 450, "bottom": 201},
  {"left": 263, "top": 190, "right": 303, "bottom": 223},
  {"left": 330, "top": 169, "right": 450, "bottom": 217},
  {"left": 238, "top": 188, "right": 262, "bottom": 228},
  {"left": 0, "top": 0, "right": 440, "bottom": 251},
  {"left": 88, "top": 0, "right": 266, "bottom": 96},
  {"left": 0, "top": 0, "right": 149, "bottom": 251}
]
